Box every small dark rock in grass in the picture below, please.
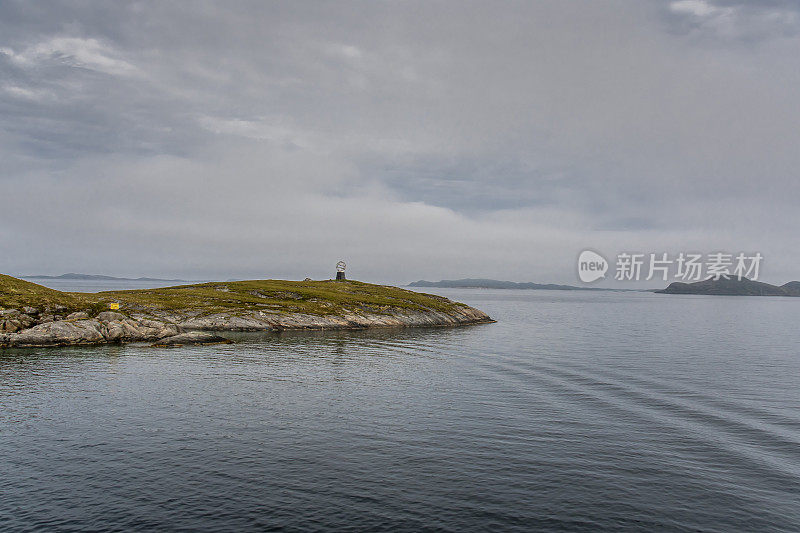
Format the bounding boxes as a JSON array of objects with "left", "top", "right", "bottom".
[{"left": 151, "top": 331, "right": 234, "bottom": 348}]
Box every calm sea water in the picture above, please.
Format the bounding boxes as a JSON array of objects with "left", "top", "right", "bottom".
[
  {"left": 1, "top": 288, "right": 799, "bottom": 531},
  {"left": 18, "top": 278, "right": 199, "bottom": 292}
]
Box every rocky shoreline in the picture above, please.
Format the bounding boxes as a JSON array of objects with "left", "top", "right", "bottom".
[{"left": 0, "top": 304, "right": 493, "bottom": 348}]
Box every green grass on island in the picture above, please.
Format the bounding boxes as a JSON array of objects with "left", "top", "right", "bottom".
[{"left": 0, "top": 274, "right": 469, "bottom": 317}]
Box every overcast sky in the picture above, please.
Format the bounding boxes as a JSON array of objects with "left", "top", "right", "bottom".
[{"left": 1, "top": 0, "right": 799, "bottom": 285}]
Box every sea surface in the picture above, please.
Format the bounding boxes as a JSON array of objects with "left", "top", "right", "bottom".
[
  {"left": 18, "top": 278, "right": 199, "bottom": 292},
  {"left": 1, "top": 287, "right": 799, "bottom": 531}
]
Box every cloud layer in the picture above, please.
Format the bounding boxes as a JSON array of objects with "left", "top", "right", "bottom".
[{"left": 1, "top": 1, "right": 799, "bottom": 285}]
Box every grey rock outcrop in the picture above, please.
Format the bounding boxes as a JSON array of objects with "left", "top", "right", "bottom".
[
  {"left": 1, "top": 301, "right": 492, "bottom": 348},
  {"left": 2, "top": 315, "right": 180, "bottom": 347},
  {"left": 151, "top": 331, "right": 234, "bottom": 347},
  {"left": 11, "top": 319, "right": 107, "bottom": 346}
]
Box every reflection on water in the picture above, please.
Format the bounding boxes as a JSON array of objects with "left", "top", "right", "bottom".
[{"left": 1, "top": 290, "right": 799, "bottom": 531}]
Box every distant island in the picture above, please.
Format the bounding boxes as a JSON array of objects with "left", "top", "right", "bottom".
[
  {"left": 409, "top": 278, "right": 632, "bottom": 291},
  {"left": 657, "top": 277, "right": 800, "bottom": 297},
  {"left": 0, "top": 275, "right": 492, "bottom": 348},
  {"left": 22, "top": 273, "right": 191, "bottom": 282}
]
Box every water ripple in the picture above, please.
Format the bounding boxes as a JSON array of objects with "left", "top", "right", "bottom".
[{"left": 1, "top": 290, "right": 799, "bottom": 531}]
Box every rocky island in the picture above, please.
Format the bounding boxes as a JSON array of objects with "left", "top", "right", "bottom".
[
  {"left": 0, "top": 275, "right": 493, "bottom": 348},
  {"left": 657, "top": 276, "right": 800, "bottom": 297}
]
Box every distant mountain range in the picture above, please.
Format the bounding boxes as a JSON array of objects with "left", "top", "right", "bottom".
[
  {"left": 22, "top": 273, "right": 190, "bottom": 282},
  {"left": 408, "top": 278, "right": 633, "bottom": 291},
  {"left": 657, "top": 277, "right": 800, "bottom": 296}
]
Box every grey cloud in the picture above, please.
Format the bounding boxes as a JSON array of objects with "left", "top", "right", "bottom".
[
  {"left": 664, "top": 0, "right": 800, "bottom": 41},
  {"left": 1, "top": 0, "right": 800, "bottom": 286}
]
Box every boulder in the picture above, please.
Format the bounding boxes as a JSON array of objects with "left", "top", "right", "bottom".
[
  {"left": 132, "top": 319, "right": 179, "bottom": 340},
  {"left": 1, "top": 320, "right": 22, "bottom": 333},
  {"left": 22, "top": 307, "right": 39, "bottom": 315},
  {"left": 104, "top": 322, "right": 127, "bottom": 342},
  {"left": 0, "top": 313, "right": 34, "bottom": 333},
  {"left": 67, "top": 311, "right": 90, "bottom": 320},
  {"left": 97, "top": 311, "right": 127, "bottom": 322}
]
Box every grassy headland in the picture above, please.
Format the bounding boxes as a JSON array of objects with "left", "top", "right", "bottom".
[
  {"left": 0, "top": 274, "right": 92, "bottom": 312},
  {"left": 1, "top": 275, "right": 492, "bottom": 347},
  {"left": 0, "top": 275, "right": 470, "bottom": 318}
]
